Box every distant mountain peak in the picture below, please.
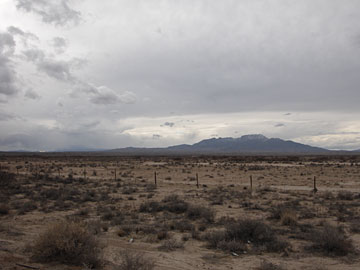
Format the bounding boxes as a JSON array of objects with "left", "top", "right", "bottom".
[{"left": 239, "top": 134, "right": 268, "bottom": 141}]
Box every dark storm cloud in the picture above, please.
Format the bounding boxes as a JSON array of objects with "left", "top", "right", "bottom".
[
  {"left": 15, "top": 0, "right": 81, "bottom": 27},
  {"left": 0, "top": 32, "right": 19, "bottom": 98}
]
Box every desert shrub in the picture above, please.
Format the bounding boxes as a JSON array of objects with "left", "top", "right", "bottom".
[
  {"left": 225, "top": 219, "right": 275, "bottom": 245},
  {"left": 186, "top": 205, "right": 215, "bottom": 223},
  {"left": 0, "top": 203, "right": 10, "bottom": 215},
  {"left": 31, "top": 220, "right": 101, "bottom": 267},
  {"left": 311, "top": 224, "right": 355, "bottom": 256},
  {"left": 41, "top": 188, "right": 62, "bottom": 200},
  {"left": 337, "top": 191, "right": 353, "bottom": 201},
  {"left": 322, "top": 191, "right": 334, "bottom": 200},
  {"left": 205, "top": 219, "right": 288, "bottom": 253},
  {"left": 217, "top": 239, "right": 246, "bottom": 253},
  {"left": 157, "top": 230, "right": 169, "bottom": 240},
  {"left": 350, "top": 219, "right": 360, "bottom": 233},
  {"left": 257, "top": 260, "right": 284, "bottom": 270},
  {"left": 139, "top": 201, "right": 163, "bottom": 213},
  {"left": 122, "top": 186, "right": 137, "bottom": 194},
  {"left": 158, "top": 238, "right": 184, "bottom": 251},
  {"left": 162, "top": 195, "right": 188, "bottom": 214},
  {"left": 204, "top": 230, "right": 226, "bottom": 249},
  {"left": 0, "top": 171, "right": 15, "bottom": 187},
  {"left": 279, "top": 209, "right": 297, "bottom": 226},
  {"left": 18, "top": 201, "right": 37, "bottom": 214},
  {"left": 169, "top": 219, "right": 194, "bottom": 232},
  {"left": 116, "top": 251, "right": 155, "bottom": 270},
  {"left": 145, "top": 184, "right": 156, "bottom": 192}
]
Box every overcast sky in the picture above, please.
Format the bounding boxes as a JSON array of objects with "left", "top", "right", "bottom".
[{"left": 1, "top": 0, "right": 360, "bottom": 151}]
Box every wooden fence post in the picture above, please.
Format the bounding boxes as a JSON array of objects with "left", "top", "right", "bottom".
[
  {"left": 250, "top": 175, "right": 253, "bottom": 192},
  {"left": 154, "top": 171, "right": 157, "bottom": 186},
  {"left": 313, "top": 176, "right": 318, "bottom": 193},
  {"left": 196, "top": 173, "right": 199, "bottom": 188}
]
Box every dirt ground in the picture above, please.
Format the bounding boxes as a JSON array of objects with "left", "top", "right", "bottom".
[{"left": 1, "top": 154, "right": 360, "bottom": 270}]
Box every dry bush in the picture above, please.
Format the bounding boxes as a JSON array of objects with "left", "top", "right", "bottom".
[
  {"left": 169, "top": 219, "right": 194, "bottom": 232},
  {"left": 139, "top": 201, "right": 163, "bottom": 213},
  {"left": 337, "top": 191, "right": 353, "bottom": 201},
  {"left": 279, "top": 209, "right": 297, "bottom": 226},
  {"left": 158, "top": 238, "right": 184, "bottom": 251},
  {"left": 350, "top": 219, "right": 360, "bottom": 234},
  {"left": 31, "top": 220, "right": 101, "bottom": 267},
  {"left": 205, "top": 219, "right": 288, "bottom": 253},
  {"left": 186, "top": 205, "right": 215, "bottom": 223},
  {"left": 0, "top": 203, "right": 10, "bottom": 215},
  {"left": 116, "top": 251, "right": 155, "bottom": 270},
  {"left": 311, "top": 223, "right": 355, "bottom": 256},
  {"left": 162, "top": 195, "right": 188, "bottom": 214},
  {"left": 257, "top": 260, "right": 284, "bottom": 270}
]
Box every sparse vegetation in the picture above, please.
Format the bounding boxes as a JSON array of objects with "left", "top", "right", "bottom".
[{"left": 1, "top": 155, "right": 360, "bottom": 269}]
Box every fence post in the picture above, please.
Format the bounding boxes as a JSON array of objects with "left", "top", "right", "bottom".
[
  {"left": 250, "top": 175, "right": 253, "bottom": 192},
  {"left": 154, "top": 171, "right": 157, "bottom": 186},
  {"left": 196, "top": 173, "right": 199, "bottom": 188},
  {"left": 313, "top": 176, "right": 318, "bottom": 193}
]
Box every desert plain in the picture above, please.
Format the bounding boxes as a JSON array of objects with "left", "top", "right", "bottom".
[{"left": 1, "top": 154, "right": 360, "bottom": 270}]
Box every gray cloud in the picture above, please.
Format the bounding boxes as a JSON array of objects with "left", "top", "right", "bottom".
[
  {"left": 37, "top": 58, "right": 75, "bottom": 81},
  {"left": 15, "top": 0, "right": 81, "bottom": 27},
  {"left": 0, "top": 32, "right": 19, "bottom": 98},
  {"left": 87, "top": 85, "right": 137, "bottom": 105},
  {"left": 52, "top": 37, "right": 67, "bottom": 54},
  {"left": 0, "top": 111, "right": 16, "bottom": 121},
  {"left": 7, "top": 26, "right": 39, "bottom": 46},
  {"left": 22, "top": 48, "right": 45, "bottom": 62},
  {"left": 24, "top": 88, "right": 41, "bottom": 100},
  {"left": 161, "top": 122, "right": 175, "bottom": 127},
  {"left": 274, "top": 123, "right": 285, "bottom": 127}
]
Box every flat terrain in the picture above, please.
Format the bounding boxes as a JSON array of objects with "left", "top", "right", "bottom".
[{"left": 1, "top": 154, "right": 360, "bottom": 270}]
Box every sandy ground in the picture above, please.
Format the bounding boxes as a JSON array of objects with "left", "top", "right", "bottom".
[{"left": 0, "top": 155, "right": 360, "bottom": 270}]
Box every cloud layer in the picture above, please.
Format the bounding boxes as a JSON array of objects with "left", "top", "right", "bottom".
[{"left": 0, "top": 0, "right": 360, "bottom": 151}]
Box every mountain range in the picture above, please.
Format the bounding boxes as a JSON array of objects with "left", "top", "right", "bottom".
[{"left": 106, "top": 134, "right": 330, "bottom": 155}]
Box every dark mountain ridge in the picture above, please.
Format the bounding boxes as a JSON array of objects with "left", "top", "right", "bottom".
[{"left": 108, "top": 134, "right": 329, "bottom": 154}]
